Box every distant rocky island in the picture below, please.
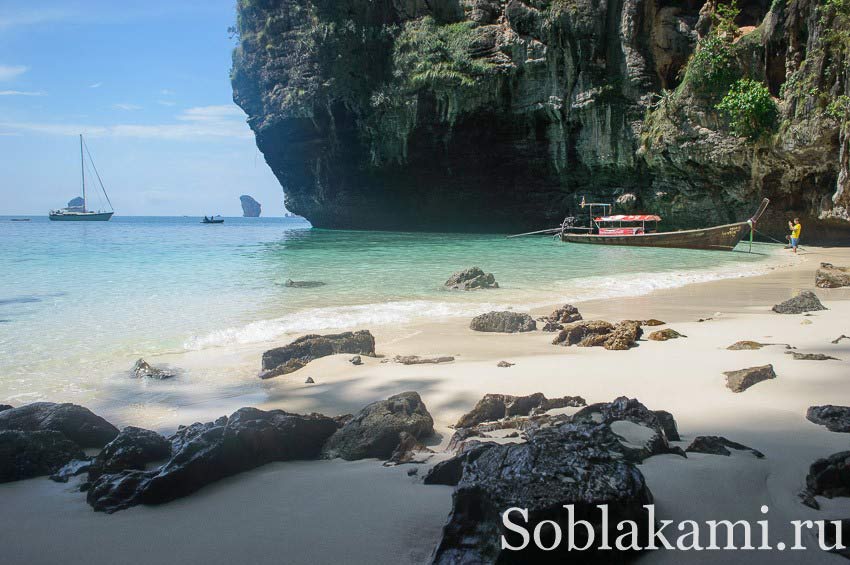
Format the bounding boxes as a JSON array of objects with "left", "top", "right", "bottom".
[
  {"left": 231, "top": 0, "right": 850, "bottom": 241},
  {"left": 239, "top": 195, "right": 261, "bottom": 217}
]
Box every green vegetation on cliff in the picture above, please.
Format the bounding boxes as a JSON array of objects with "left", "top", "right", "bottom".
[{"left": 716, "top": 78, "right": 778, "bottom": 139}]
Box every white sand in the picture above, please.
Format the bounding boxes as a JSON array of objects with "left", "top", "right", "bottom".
[{"left": 2, "top": 246, "right": 849, "bottom": 563}]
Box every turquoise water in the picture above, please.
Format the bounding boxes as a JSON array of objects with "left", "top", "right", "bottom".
[{"left": 0, "top": 215, "right": 784, "bottom": 406}]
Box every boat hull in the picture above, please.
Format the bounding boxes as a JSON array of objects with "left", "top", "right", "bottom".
[
  {"left": 49, "top": 212, "right": 114, "bottom": 222},
  {"left": 561, "top": 222, "right": 750, "bottom": 251}
]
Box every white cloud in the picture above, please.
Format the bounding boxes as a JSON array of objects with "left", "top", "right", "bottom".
[
  {"left": 0, "top": 65, "right": 28, "bottom": 81},
  {"left": 157, "top": 100, "right": 176, "bottom": 107},
  {"left": 89, "top": 82, "right": 102, "bottom": 89},
  {"left": 0, "top": 90, "right": 45, "bottom": 96},
  {"left": 0, "top": 105, "right": 251, "bottom": 141},
  {"left": 160, "top": 89, "right": 174, "bottom": 96},
  {"left": 113, "top": 103, "right": 142, "bottom": 111}
]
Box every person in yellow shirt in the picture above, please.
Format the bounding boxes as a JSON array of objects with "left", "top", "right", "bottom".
[{"left": 788, "top": 217, "right": 801, "bottom": 253}]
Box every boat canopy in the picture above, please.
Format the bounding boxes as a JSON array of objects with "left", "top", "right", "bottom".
[{"left": 595, "top": 214, "right": 662, "bottom": 222}]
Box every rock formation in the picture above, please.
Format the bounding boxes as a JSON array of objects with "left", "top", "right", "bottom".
[
  {"left": 260, "top": 330, "right": 376, "bottom": 378},
  {"left": 807, "top": 405, "right": 850, "bottom": 433},
  {"left": 322, "top": 392, "right": 434, "bottom": 460},
  {"left": 552, "top": 320, "right": 642, "bottom": 350},
  {"left": 723, "top": 364, "right": 776, "bottom": 393},
  {"left": 67, "top": 196, "right": 84, "bottom": 211},
  {"left": 444, "top": 267, "right": 498, "bottom": 290},
  {"left": 817, "top": 263, "right": 850, "bottom": 288},
  {"left": 685, "top": 436, "right": 764, "bottom": 458},
  {"left": 469, "top": 311, "right": 535, "bottom": 333},
  {"left": 231, "top": 0, "right": 850, "bottom": 241},
  {"left": 772, "top": 290, "right": 827, "bottom": 314},
  {"left": 455, "top": 393, "right": 586, "bottom": 428},
  {"left": 647, "top": 328, "right": 686, "bottom": 341},
  {"left": 0, "top": 430, "right": 85, "bottom": 483},
  {"left": 131, "top": 359, "right": 177, "bottom": 380},
  {"left": 239, "top": 194, "right": 262, "bottom": 217},
  {"left": 0, "top": 402, "right": 119, "bottom": 448}
]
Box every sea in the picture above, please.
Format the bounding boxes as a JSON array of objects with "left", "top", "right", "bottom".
[{"left": 0, "top": 215, "right": 791, "bottom": 420}]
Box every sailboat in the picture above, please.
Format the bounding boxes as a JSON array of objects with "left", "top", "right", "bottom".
[{"left": 49, "top": 134, "right": 114, "bottom": 221}]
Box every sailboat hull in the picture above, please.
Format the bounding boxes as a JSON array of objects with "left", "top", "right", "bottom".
[{"left": 49, "top": 212, "right": 114, "bottom": 222}]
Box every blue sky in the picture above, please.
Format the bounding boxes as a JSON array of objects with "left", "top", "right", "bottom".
[{"left": 0, "top": 0, "right": 286, "bottom": 216}]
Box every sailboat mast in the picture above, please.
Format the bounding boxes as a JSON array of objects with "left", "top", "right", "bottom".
[{"left": 80, "top": 134, "right": 86, "bottom": 212}]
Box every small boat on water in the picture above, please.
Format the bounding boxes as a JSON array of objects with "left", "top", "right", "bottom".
[
  {"left": 49, "top": 135, "right": 114, "bottom": 222},
  {"left": 202, "top": 216, "right": 224, "bottom": 224},
  {"left": 555, "top": 198, "right": 770, "bottom": 252}
]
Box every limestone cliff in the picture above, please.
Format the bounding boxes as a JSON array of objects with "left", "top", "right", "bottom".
[
  {"left": 231, "top": 0, "right": 850, "bottom": 240},
  {"left": 240, "top": 194, "right": 262, "bottom": 217}
]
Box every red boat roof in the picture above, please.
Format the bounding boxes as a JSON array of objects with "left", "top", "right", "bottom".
[{"left": 595, "top": 214, "right": 662, "bottom": 222}]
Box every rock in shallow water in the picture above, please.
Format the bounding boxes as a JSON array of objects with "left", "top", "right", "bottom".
[
  {"left": 131, "top": 358, "right": 177, "bottom": 380},
  {"left": 0, "top": 402, "right": 119, "bottom": 448},
  {"left": 260, "top": 330, "right": 376, "bottom": 379},
  {"left": 322, "top": 392, "right": 433, "bottom": 461},
  {"left": 444, "top": 267, "right": 498, "bottom": 290},
  {"left": 0, "top": 430, "right": 85, "bottom": 483},
  {"left": 283, "top": 279, "right": 326, "bottom": 288},
  {"left": 469, "top": 311, "right": 536, "bottom": 333},
  {"left": 86, "top": 408, "right": 338, "bottom": 513},
  {"left": 772, "top": 291, "right": 827, "bottom": 314},
  {"left": 724, "top": 364, "right": 776, "bottom": 393}
]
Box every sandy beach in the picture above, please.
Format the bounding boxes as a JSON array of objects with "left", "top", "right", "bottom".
[{"left": 2, "top": 245, "right": 850, "bottom": 564}]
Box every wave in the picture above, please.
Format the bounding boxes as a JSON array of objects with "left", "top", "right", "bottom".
[{"left": 184, "top": 246, "right": 798, "bottom": 351}]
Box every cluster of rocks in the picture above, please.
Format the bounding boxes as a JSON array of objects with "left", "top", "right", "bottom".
[
  {"left": 537, "top": 304, "right": 583, "bottom": 332},
  {"left": 444, "top": 267, "right": 498, "bottom": 291},
  {"left": 260, "top": 330, "right": 376, "bottom": 378},
  {"left": 1, "top": 392, "right": 439, "bottom": 514},
  {"left": 800, "top": 451, "right": 850, "bottom": 510},
  {"left": 552, "top": 320, "right": 643, "bottom": 350},
  {"left": 772, "top": 291, "right": 827, "bottom": 314},
  {"left": 816, "top": 263, "right": 850, "bottom": 289},
  {"left": 0, "top": 402, "right": 119, "bottom": 483},
  {"left": 469, "top": 311, "right": 535, "bottom": 333},
  {"left": 426, "top": 395, "right": 763, "bottom": 562}
]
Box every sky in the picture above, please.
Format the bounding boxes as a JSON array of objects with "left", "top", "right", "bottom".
[{"left": 0, "top": 0, "right": 287, "bottom": 216}]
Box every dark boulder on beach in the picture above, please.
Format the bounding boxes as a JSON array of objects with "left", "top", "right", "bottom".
[
  {"left": 239, "top": 194, "right": 261, "bottom": 217},
  {"left": 653, "top": 410, "right": 680, "bottom": 442},
  {"left": 424, "top": 443, "right": 494, "bottom": 487},
  {"left": 88, "top": 426, "right": 171, "bottom": 480},
  {"left": 260, "top": 330, "right": 376, "bottom": 379},
  {"left": 803, "top": 451, "right": 850, "bottom": 503},
  {"left": 444, "top": 267, "right": 498, "bottom": 291},
  {"left": 0, "top": 430, "right": 85, "bottom": 483},
  {"left": 572, "top": 397, "right": 682, "bottom": 462},
  {"left": 131, "top": 358, "right": 177, "bottom": 380},
  {"left": 772, "top": 291, "right": 827, "bottom": 314},
  {"left": 50, "top": 458, "right": 93, "bottom": 483},
  {"left": 807, "top": 406, "right": 850, "bottom": 433},
  {"left": 432, "top": 420, "right": 654, "bottom": 564},
  {"left": 496, "top": 360, "right": 514, "bottom": 368},
  {"left": 349, "top": 355, "right": 362, "bottom": 365},
  {"left": 816, "top": 263, "right": 850, "bottom": 288},
  {"left": 685, "top": 436, "right": 764, "bottom": 458},
  {"left": 87, "top": 407, "right": 338, "bottom": 513},
  {"left": 724, "top": 364, "right": 776, "bottom": 393},
  {"left": 322, "top": 391, "right": 434, "bottom": 461},
  {"left": 0, "top": 405, "right": 11, "bottom": 413},
  {"left": 455, "top": 393, "right": 586, "bottom": 429},
  {"left": 552, "top": 320, "right": 642, "bottom": 350},
  {"left": 469, "top": 311, "right": 535, "bottom": 333},
  {"left": 0, "top": 402, "right": 119, "bottom": 448}
]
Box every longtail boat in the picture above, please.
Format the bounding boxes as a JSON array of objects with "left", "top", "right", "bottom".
[{"left": 558, "top": 198, "right": 770, "bottom": 251}]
